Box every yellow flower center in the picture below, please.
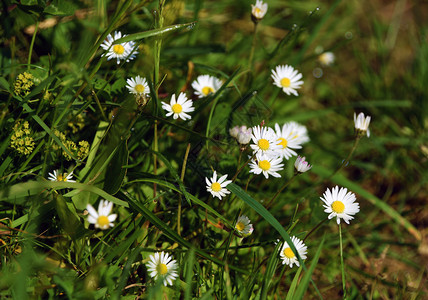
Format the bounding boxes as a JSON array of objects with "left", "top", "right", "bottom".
[
  {"left": 257, "top": 138, "right": 270, "bottom": 151},
  {"left": 277, "top": 137, "right": 288, "bottom": 148},
  {"left": 236, "top": 222, "right": 245, "bottom": 232},
  {"left": 172, "top": 103, "right": 183, "bottom": 113},
  {"left": 280, "top": 77, "right": 291, "bottom": 88},
  {"left": 113, "top": 44, "right": 125, "bottom": 55},
  {"left": 135, "top": 84, "right": 145, "bottom": 93},
  {"left": 157, "top": 263, "right": 168, "bottom": 275},
  {"left": 57, "top": 174, "right": 65, "bottom": 181},
  {"left": 283, "top": 247, "right": 295, "bottom": 259},
  {"left": 255, "top": 7, "right": 261, "bottom": 14},
  {"left": 202, "top": 86, "right": 214, "bottom": 96},
  {"left": 211, "top": 182, "right": 222, "bottom": 192},
  {"left": 258, "top": 160, "right": 271, "bottom": 171},
  {"left": 331, "top": 201, "right": 345, "bottom": 213},
  {"left": 97, "top": 215, "right": 110, "bottom": 228}
]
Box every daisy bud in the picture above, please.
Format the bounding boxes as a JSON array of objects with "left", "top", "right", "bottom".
[
  {"left": 294, "top": 156, "right": 312, "bottom": 173},
  {"left": 354, "top": 112, "right": 371, "bottom": 137}
]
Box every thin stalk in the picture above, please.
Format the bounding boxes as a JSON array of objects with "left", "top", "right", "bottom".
[
  {"left": 177, "top": 143, "right": 191, "bottom": 236},
  {"left": 265, "top": 175, "right": 296, "bottom": 209},
  {"left": 339, "top": 223, "right": 347, "bottom": 299},
  {"left": 328, "top": 136, "right": 361, "bottom": 180},
  {"left": 303, "top": 218, "right": 328, "bottom": 242},
  {"left": 248, "top": 23, "right": 258, "bottom": 72},
  {"left": 27, "top": 21, "right": 39, "bottom": 70},
  {"left": 232, "top": 152, "right": 256, "bottom": 182}
]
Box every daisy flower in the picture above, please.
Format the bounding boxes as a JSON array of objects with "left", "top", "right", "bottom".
[
  {"left": 237, "top": 126, "right": 252, "bottom": 145},
  {"left": 294, "top": 156, "right": 312, "bottom": 173},
  {"left": 274, "top": 123, "right": 304, "bottom": 160},
  {"left": 235, "top": 215, "right": 254, "bottom": 237},
  {"left": 146, "top": 252, "right": 178, "bottom": 286},
  {"left": 126, "top": 75, "right": 149, "bottom": 97},
  {"left": 161, "top": 93, "right": 195, "bottom": 120},
  {"left": 48, "top": 170, "right": 75, "bottom": 182},
  {"left": 286, "top": 121, "right": 310, "bottom": 145},
  {"left": 318, "top": 52, "right": 335, "bottom": 66},
  {"left": 321, "top": 186, "right": 360, "bottom": 225},
  {"left": 250, "top": 125, "right": 282, "bottom": 158},
  {"left": 271, "top": 65, "right": 304, "bottom": 96},
  {"left": 249, "top": 153, "right": 284, "bottom": 179},
  {"left": 354, "top": 112, "right": 371, "bottom": 137},
  {"left": 251, "top": 0, "right": 268, "bottom": 21},
  {"left": 100, "top": 31, "right": 137, "bottom": 64},
  {"left": 206, "top": 171, "right": 232, "bottom": 200},
  {"left": 191, "top": 75, "right": 222, "bottom": 98},
  {"left": 279, "top": 236, "right": 308, "bottom": 268},
  {"left": 86, "top": 200, "right": 117, "bottom": 230}
]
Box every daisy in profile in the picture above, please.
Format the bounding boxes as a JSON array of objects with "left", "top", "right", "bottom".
[
  {"left": 48, "top": 170, "right": 75, "bottom": 182},
  {"left": 249, "top": 153, "right": 284, "bottom": 179},
  {"left": 318, "top": 52, "right": 335, "bottom": 66},
  {"left": 286, "top": 121, "right": 310, "bottom": 145},
  {"left": 235, "top": 215, "right": 254, "bottom": 237},
  {"left": 146, "top": 252, "right": 178, "bottom": 286},
  {"left": 191, "top": 75, "right": 222, "bottom": 98},
  {"left": 354, "top": 112, "right": 371, "bottom": 137},
  {"left": 100, "top": 31, "right": 137, "bottom": 64},
  {"left": 126, "top": 75, "right": 149, "bottom": 97},
  {"left": 250, "top": 125, "right": 282, "bottom": 158},
  {"left": 294, "top": 156, "right": 312, "bottom": 173},
  {"left": 86, "top": 200, "right": 117, "bottom": 230},
  {"left": 251, "top": 0, "right": 268, "bottom": 21},
  {"left": 161, "top": 93, "right": 194, "bottom": 120},
  {"left": 271, "top": 65, "right": 303, "bottom": 96},
  {"left": 279, "top": 236, "right": 308, "bottom": 268},
  {"left": 206, "top": 171, "right": 232, "bottom": 200},
  {"left": 321, "top": 186, "right": 360, "bottom": 225},
  {"left": 274, "top": 123, "right": 304, "bottom": 160}
]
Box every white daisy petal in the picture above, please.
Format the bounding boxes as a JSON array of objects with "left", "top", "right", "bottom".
[
  {"left": 146, "top": 251, "right": 178, "bottom": 286},
  {"left": 191, "top": 75, "right": 222, "bottom": 98},
  {"left": 249, "top": 153, "right": 284, "bottom": 179},
  {"left": 279, "top": 236, "right": 308, "bottom": 268},
  {"left": 162, "top": 93, "right": 194, "bottom": 121},
  {"left": 205, "top": 171, "right": 232, "bottom": 200},
  {"left": 271, "top": 65, "right": 304, "bottom": 96},
  {"left": 320, "top": 186, "right": 360, "bottom": 225},
  {"left": 86, "top": 200, "right": 116, "bottom": 230}
]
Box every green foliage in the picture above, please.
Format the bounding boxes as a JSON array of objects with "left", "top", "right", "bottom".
[{"left": 0, "top": 0, "right": 427, "bottom": 299}]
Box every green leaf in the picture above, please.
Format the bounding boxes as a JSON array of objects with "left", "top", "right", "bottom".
[
  {"left": 285, "top": 267, "right": 303, "bottom": 300},
  {"left": 113, "top": 22, "right": 197, "bottom": 44},
  {"left": 103, "top": 139, "right": 129, "bottom": 195},
  {"left": 44, "top": 0, "right": 77, "bottom": 16},
  {"left": 0, "top": 77, "right": 10, "bottom": 91},
  {"left": 0, "top": 181, "right": 129, "bottom": 207},
  {"left": 294, "top": 236, "right": 325, "bottom": 300}
]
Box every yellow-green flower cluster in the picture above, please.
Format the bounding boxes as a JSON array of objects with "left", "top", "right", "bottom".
[
  {"left": 52, "top": 130, "right": 89, "bottom": 160},
  {"left": 67, "top": 114, "right": 85, "bottom": 134},
  {"left": 10, "top": 120, "right": 35, "bottom": 155},
  {"left": 14, "top": 72, "right": 35, "bottom": 96}
]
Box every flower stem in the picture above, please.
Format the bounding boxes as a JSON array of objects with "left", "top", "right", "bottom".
[
  {"left": 248, "top": 23, "right": 258, "bottom": 72},
  {"left": 265, "top": 175, "right": 296, "bottom": 209},
  {"left": 232, "top": 152, "right": 256, "bottom": 182},
  {"left": 177, "top": 143, "right": 191, "bottom": 236},
  {"left": 328, "top": 136, "right": 361, "bottom": 180},
  {"left": 339, "top": 223, "right": 347, "bottom": 299},
  {"left": 28, "top": 20, "right": 39, "bottom": 70},
  {"left": 303, "top": 218, "right": 328, "bottom": 242}
]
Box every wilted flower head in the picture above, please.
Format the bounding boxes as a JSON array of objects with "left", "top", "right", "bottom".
[
  {"left": 294, "top": 156, "right": 312, "bottom": 173},
  {"left": 354, "top": 112, "right": 371, "bottom": 137},
  {"left": 235, "top": 215, "right": 254, "bottom": 237}
]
